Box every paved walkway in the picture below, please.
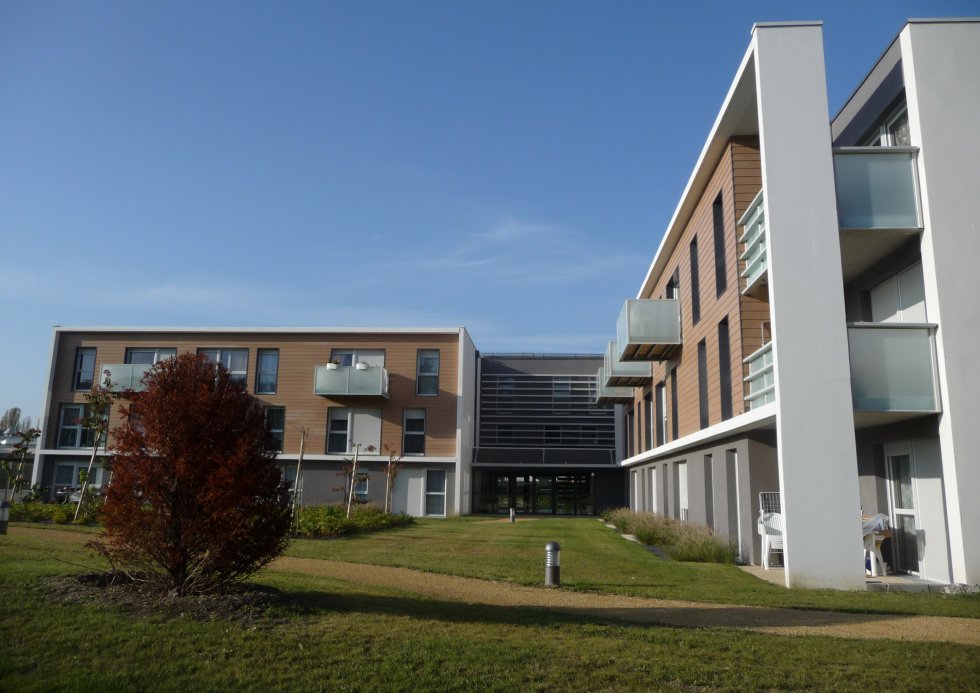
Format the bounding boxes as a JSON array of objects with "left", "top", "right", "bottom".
[{"left": 269, "top": 556, "right": 980, "bottom": 646}]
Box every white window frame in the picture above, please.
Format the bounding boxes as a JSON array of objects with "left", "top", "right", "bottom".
[
  {"left": 327, "top": 407, "right": 350, "bottom": 454},
  {"left": 327, "top": 407, "right": 382, "bottom": 454},
  {"left": 256, "top": 349, "right": 280, "bottom": 394},
  {"left": 198, "top": 348, "right": 249, "bottom": 384},
  {"left": 73, "top": 347, "right": 96, "bottom": 391},
  {"left": 54, "top": 462, "right": 103, "bottom": 492},
  {"left": 57, "top": 404, "right": 94, "bottom": 448},
  {"left": 424, "top": 469, "right": 447, "bottom": 517},
  {"left": 330, "top": 348, "right": 385, "bottom": 368},
  {"left": 353, "top": 473, "right": 369, "bottom": 503},
  {"left": 124, "top": 347, "right": 177, "bottom": 365},
  {"left": 265, "top": 407, "right": 285, "bottom": 452},
  {"left": 416, "top": 349, "right": 440, "bottom": 396},
  {"left": 403, "top": 408, "right": 426, "bottom": 456}
]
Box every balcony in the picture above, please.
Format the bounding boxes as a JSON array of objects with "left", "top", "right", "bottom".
[
  {"left": 847, "top": 323, "right": 939, "bottom": 415},
  {"left": 738, "top": 189, "right": 768, "bottom": 297},
  {"left": 99, "top": 363, "right": 152, "bottom": 392},
  {"left": 743, "top": 342, "right": 774, "bottom": 410},
  {"left": 594, "top": 367, "right": 635, "bottom": 405},
  {"left": 603, "top": 341, "right": 651, "bottom": 386},
  {"left": 616, "top": 299, "right": 682, "bottom": 362},
  {"left": 314, "top": 364, "right": 389, "bottom": 398}
]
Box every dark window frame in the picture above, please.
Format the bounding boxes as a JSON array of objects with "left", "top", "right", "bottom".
[
  {"left": 712, "top": 193, "right": 728, "bottom": 297},
  {"left": 697, "top": 339, "right": 709, "bottom": 429},
  {"left": 690, "top": 236, "right": 701, "bottom": 325},
  {"left": 718, "top": 317, "right": 733, "bottom": 421}
]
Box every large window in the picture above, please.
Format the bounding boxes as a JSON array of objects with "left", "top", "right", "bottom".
[
  {"left": 403, "top": 408, "right": 425, "bottom": 455},
  {"left": 416, "top": 350, "right": 440, "bottom": 395},
  {"left": 256, "top": 349, "right": 279, "bottom": 394},
  {"left": 330, "top": 348, "right": 385, "bottom": 367},
  {"left": 54, "top": 462, "right": 103, "bottom": 492},
  {"left": 73, "top": 347, "right": 96, "bottom": 391},
  {"left": 425, "top": 469, "right": 446, "bottom": 516},
  {"left": 198, "top": 348, "right": 248, "bottom": 384},
  {"left": 265, "top": 407, "right": 285, "bottom": 452},
  {"left": 327, "top": 407, "right": 382, "bottom": 454},
  {"left": 57, "top": 404, "right": 96, "bottom": 448},
  {"left": 125, "top": 347, "right": 176, "bottom": 365}
]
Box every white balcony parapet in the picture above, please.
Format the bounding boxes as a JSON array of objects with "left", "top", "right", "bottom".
[
  {"left": 594, "top": 366, "right": 635, "bottom": 405},
  {"left": 603, "top": 341, "right": 651, "bottom": 386},
  {"left": 738, "top": 188, "right": 768, "bottom": 295},
  {"left": 99, "top": 363, "right": 152, "bottom": 392},
  {"left": 847, "top": 323, "right": 940, "bottom": 412},
  {"left": 616, "top": 299, "right": 682, "bottom": 362},
  {"left": 314, "top": 365, "right": 389, "bottom": 398},
  {"left": 833, "top": 147, "right": 921, "bottom": 230},
  {"left": 743, "top": 342, "right": 774, "bottom": 410}
]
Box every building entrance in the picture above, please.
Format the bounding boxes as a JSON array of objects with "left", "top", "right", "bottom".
[{"left": 474, "top": 471, "right": 595, "bottom": 515}]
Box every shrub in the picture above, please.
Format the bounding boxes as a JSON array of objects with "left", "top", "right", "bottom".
[
  {"left": 93, "top": 353, "right": 292, "bottom": 595},
  {"left": 292, "top": 504, "right": 413, "bottom": 539},
  {"left": 602, "top": 507, "right": 737, "bottom": 564}
]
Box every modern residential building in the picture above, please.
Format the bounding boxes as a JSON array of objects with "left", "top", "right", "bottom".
[
  {"left": 612, "top": 19, "right": 980, "bottom": 589},
  {"left": 471, "top": 354, "right": 625, "bottom": 516},
  {"left": 31, "top": 327, "right": 477, "bottom": 516}
]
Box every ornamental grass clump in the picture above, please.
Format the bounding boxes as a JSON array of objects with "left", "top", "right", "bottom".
[
  {"left": 90, "top": 353, "right": 293, "bottom": 595},
  {"left": 601, "top": 507, "right": 737, "bottom": 564}
]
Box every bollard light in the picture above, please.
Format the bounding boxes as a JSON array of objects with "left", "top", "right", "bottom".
[
  {"left": 0, "top": 501, "right": 9, "bottom": 536},
  {"left": 545, "top": 541, "right": 560, "bottom": 587},
  {"left": 509, "top": 507, "right": 516, "bottom": 523}
]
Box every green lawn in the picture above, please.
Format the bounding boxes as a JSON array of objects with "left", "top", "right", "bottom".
[
  {"left": 2, "top": 526, "right": 979, "bottom": 691},
  {"left": 286, "top": 517, "right": 980, "bottom": 618}
]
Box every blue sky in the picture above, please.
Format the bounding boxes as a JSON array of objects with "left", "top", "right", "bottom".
[{"left": 1, "top": 1, "right": 975, "bottom": 421}]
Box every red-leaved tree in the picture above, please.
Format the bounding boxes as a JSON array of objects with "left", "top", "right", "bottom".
[{"left": 92, "top": 353, "right": 292, "bottom": 594}]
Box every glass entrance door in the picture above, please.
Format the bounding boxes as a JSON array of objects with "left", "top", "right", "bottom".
[{"left": 886, "top": 447, "right": 920, "bottom": 574}]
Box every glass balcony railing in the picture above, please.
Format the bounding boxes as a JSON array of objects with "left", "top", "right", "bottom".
[
  {"left": 833, "top": 147, "right": 921, "bottom": 229},
  {"left": 847, "top": 324, "right": 939, "bottom": 412},
  {"left": 594, "top": 366, "right": 635, "bottom": 405},
  {"left": 314, "top": 365, "right": 389, "bottom": 398},
  {"left": 738, "top": 189, "right": 768, "bottom": 295},
  {"left": 99, "top": 363, "right": 152, "bottom": 392},
  {"left": 603, "top": 341, "right": 651, "bottom": 386},
  {"left": 743, "top": 342, "right": 774, "bottom": 410},
  {"left": 616, "top": 299, "right": 682, "bottom": 362}
]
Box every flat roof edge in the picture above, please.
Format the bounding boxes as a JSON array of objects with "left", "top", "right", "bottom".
[
  {"left": 51, "top": 326, "right": 466, "bottom": 335},
  {"left": 907, "top": 17, "right": 980, "bottom": 24},
  {"left": 752, "top": 20, "right": 822, "bottom": 32}
]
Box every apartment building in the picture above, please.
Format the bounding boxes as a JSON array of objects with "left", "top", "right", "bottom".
[
  {"left": 613, "top": 19, "right": 980, "bottom": 589},
  {"left": 31, "top": 327, "right": 477, "bottom": 516},
  {"left": 472, "top": 354, "right": 625, "bottom": 515}
]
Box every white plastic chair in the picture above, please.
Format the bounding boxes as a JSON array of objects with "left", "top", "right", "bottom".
[{"left": 758, "top": 511, "right": 784, "bottom": 570}]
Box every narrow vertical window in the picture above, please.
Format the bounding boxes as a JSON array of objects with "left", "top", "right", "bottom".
[
  {"left": 403, "top": 408, "right": 426, "bottom": 455},
  {"left": 74, "top": 347, "right": 96, "bottom": 391},
  {"left": 626, "top": 408, "right": 635, "bottom": 458},
  {"left": 690, "top": 237, "right": 701, "bottom": 324},
  {"left": 327, "top": 408, "right": 350, "bottom": 453},
  {"left": 669, "top": 367, "right": 679, "bottom": 440},
  {"left": 717, "top": 317, "right": 733, "bottom": 421},
  {"left": 256, "top": 349, "right": 279, "bottom": 394},
  {"left": 697, "top": 339, "right": 709, "bottom": 429},
  {"left": 654, "top": 382, "right": 665, "bottom": 447},
  {"left": 417, "top": 349, "right": 440, "bottom": 396},
  {"left": 712, "top": 194, "right": 728, "bottom": 296},
  {"left": 265, "top": 407, "right": 285, "bottom": 452},
  {"left": 425, "top": 469, "right": 447, "bottom": 516},
  {"left": 676, "top": 461, "right": 689, "bottom": 521},
  {"left": 643, "top": 392, "right": 653, "bottom": 451}
]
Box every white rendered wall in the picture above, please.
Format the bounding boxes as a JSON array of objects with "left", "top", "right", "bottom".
[
  {"left": 901, "top": 20, "right": 980, "bottom": 585},
  {"left": 753, "top": 24, "right": 865, "bottom": 589}
]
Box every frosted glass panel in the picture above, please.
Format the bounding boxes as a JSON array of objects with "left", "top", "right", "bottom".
[
  {"left": 834, "top": 150, "right": 919, "bottom": 228},
  {"left": 848, "top": 326, "right": 938, "bottom": 411}
]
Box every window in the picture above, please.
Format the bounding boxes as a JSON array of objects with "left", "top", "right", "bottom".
[
  {"left": 57, "top": 404, "right": 95, "bottom": 448},
  {"left": 125, "top": 347, "right": 176, "bottom": 365},
  {"left": 73, "top": 347, "right": 96, "bottom": 391},
  {"left": 697, "top": 339, "right": 709, "bottom": 429},
  {"left": 256, "top": 349, "right": 279, "bottom": 394},
  {"left": 718, "top": 318, "right": 733, "bottom": 421},
  {"left": 712, "top": 194, "right": 728, "bottom": 296},
  {"left": 54, "top": 462, "right": 103, "bottom": 491},
  {"left": 655, "top": 382, "right": 666, "bottom": 447},
  {"left": 676, "top": 461, "right": 689, "bottom": 521},
  {"left": 417, "top": 349, "right": 440, "bottom": 395},
  {"left": 403, "top": 408, "right": 425, "bottom": 455},
  {"left": 865, "top": 104, "right": 911, "bottom": 146},
  {"left": 280, "top": 465, "right": 298, "bottom": 495},
  {"left": 265, "top": 407, "right": 285, "bottom": 452},
  {"left": 553, "top": 379, "right": 571, "bottom": 410},
  {"left": 643, "top": 392, "right": 653, "bottom": 451},
  {"left": 330, "top": 348, "right": 385, "bottom": 367},
  {"left": 425, "top": 469, "right": 446, "bottom": 516},
  {"left": 198, "top": 348, "right": 248, "bottom": 384},
  {"left": 626, "top": 409, "right": 635, "bottom": 458},
  {"left": 670, "top": 367, "right": 679, "bottom": 441},
  {"left": 689, "top": 237, "right": 701, "bottom": 324},
  {"left": 497, "top": 377, "right": 515, "bottom": 412},
  {"left": 353, "top": 473, "right": 369, "bottom": 503},
  {"left": 326, "top": 407, "right": 382, "bottom": 454}
]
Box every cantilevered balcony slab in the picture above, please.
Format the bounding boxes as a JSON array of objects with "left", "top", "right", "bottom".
[
  {"left": 603, "top": 341, "right": 651, "bottom": 386},
  {"left": 847, "top": 323, "right": 940, "bottom": 418},
  {"left": 99, "top": 363, "right": 152, "bottom": 392},
  {"left": 594, "top": 367, "right": 634, "bottom": 405},
  {"left": 738, "top": 188, "right": 768, "bottom": 298},
  {"left": 314, "top": 365, "right": 389, "bottom": 398},
  {"left": 616, "top": 299, "right": 681, "bottom": 362}
]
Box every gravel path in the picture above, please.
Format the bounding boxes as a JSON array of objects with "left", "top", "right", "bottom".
[{"left": 269, "top": 556, "right": 980, "bottom": 646}]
